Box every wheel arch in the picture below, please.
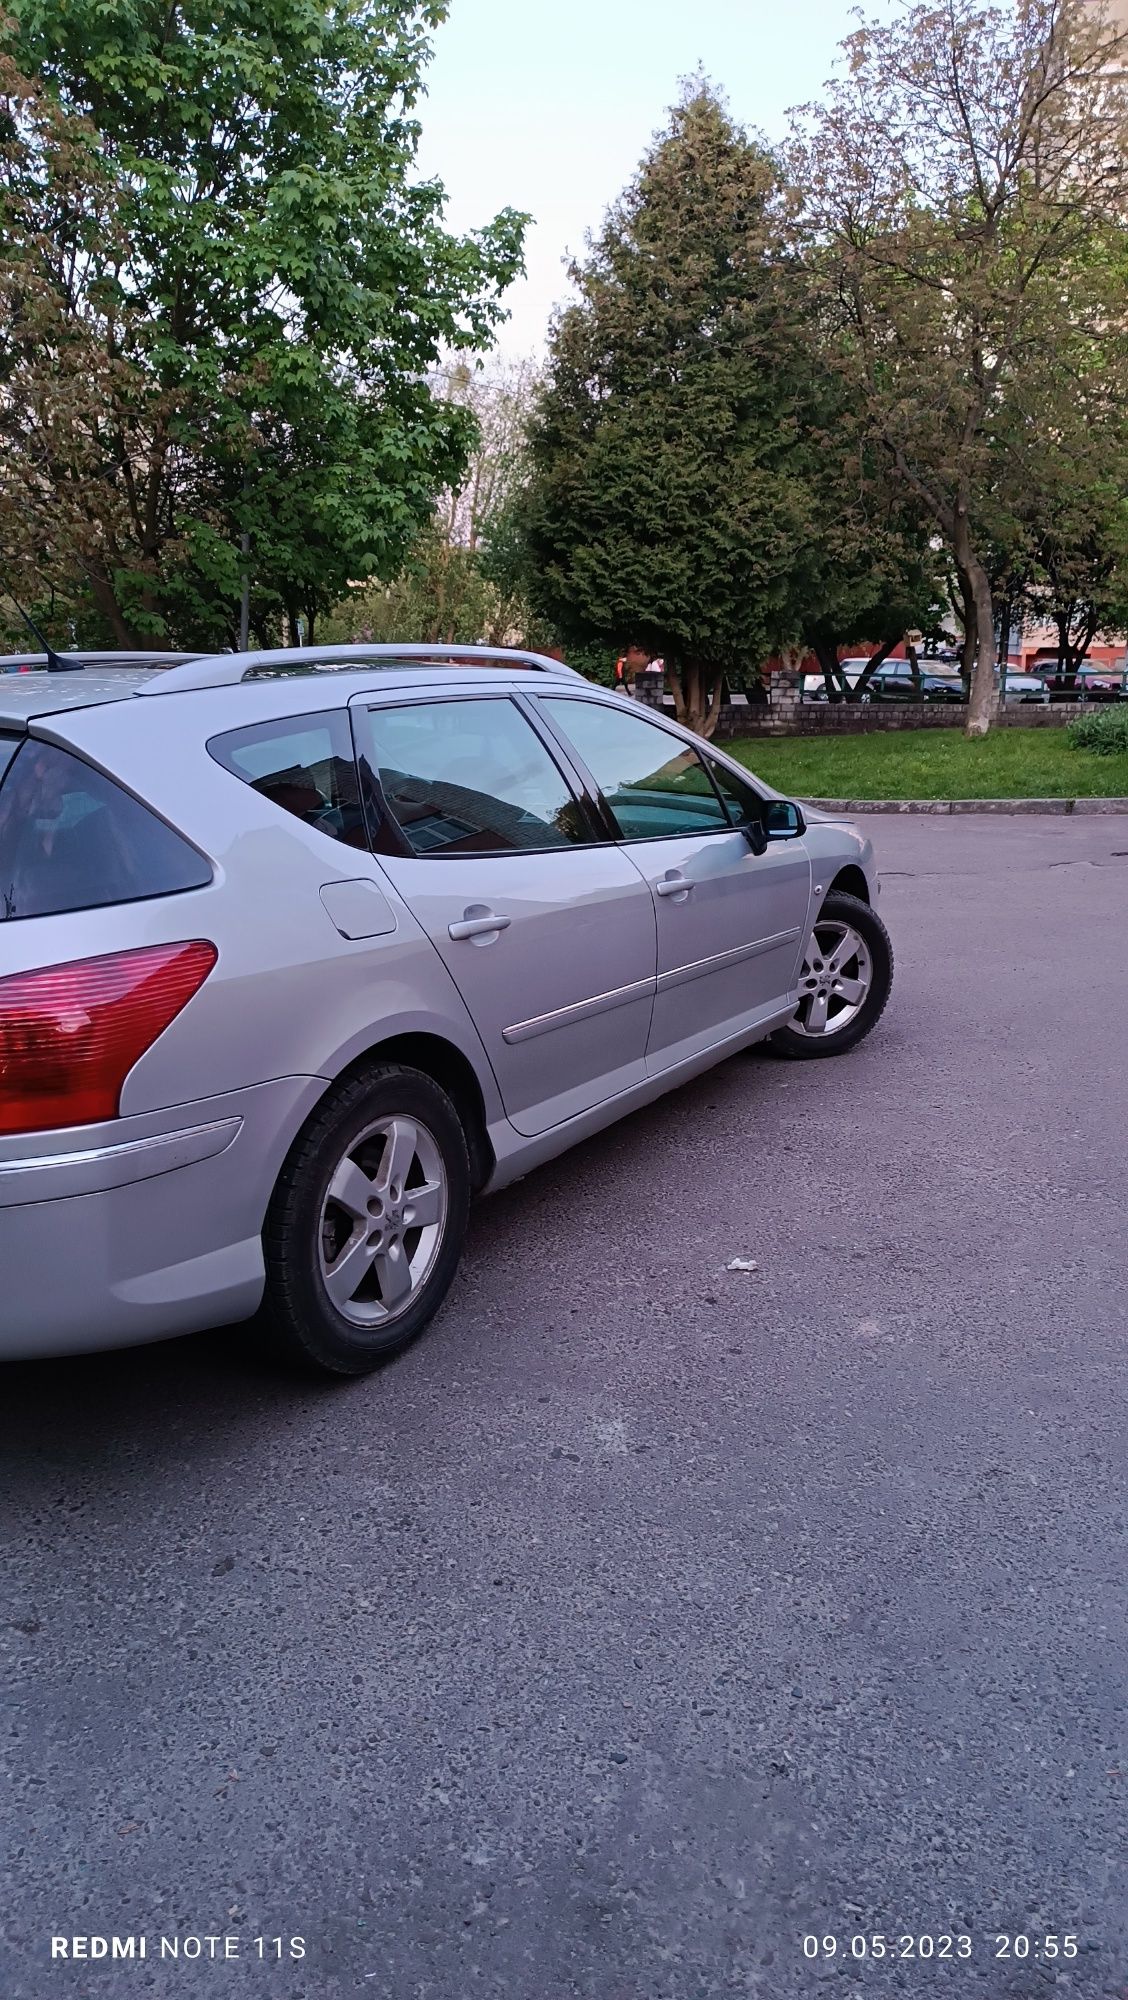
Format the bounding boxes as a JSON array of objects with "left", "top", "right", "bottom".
[
  {"left": 825, "top": 865, "right": 870, "bottom": 905},
  {"left": 328, "top": 1031, "right": 495, "bottom": 1193}
]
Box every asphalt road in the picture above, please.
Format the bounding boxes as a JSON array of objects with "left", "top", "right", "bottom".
[{"left": 4, "top": 817, "right": 1128, "bottom": 2000}]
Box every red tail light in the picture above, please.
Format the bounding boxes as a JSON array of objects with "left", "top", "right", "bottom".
[{"left": 0, "top": 941, "right": 217, "bottom": 1137}]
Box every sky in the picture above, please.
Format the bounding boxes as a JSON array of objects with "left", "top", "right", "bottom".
[{"left": 415, "top": 0, "right": 869, "bottom": 356}]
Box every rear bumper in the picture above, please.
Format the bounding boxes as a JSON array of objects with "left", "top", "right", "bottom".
[{"left": 0, "top": 1077, "right": 325, "bottom": 1360}]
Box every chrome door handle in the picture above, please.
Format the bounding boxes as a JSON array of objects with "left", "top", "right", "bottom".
[
  {"left": 448, "top": 911, "right": 512, "bottom": 940},
  {"left": 655, "top": 875, "right": 693, "bottom": 898}
]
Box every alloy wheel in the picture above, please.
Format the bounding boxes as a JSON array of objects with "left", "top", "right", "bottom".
[
  {"left": 318, "top": 1115, "right": 448, "bottom": 1327},
  {"left": 791, "top": 919, "right": 874, "bottom": 1039}
]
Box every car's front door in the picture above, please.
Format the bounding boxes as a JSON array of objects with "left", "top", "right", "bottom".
[
  {"left": 871, "top": 666, "right": 911, "bottom": 700},
  {"left": 537, "top": 697, "right": 812, "bottom": 1072},
  {"left": 351, "top": 693, "right": 657, "bottom": 1136}
]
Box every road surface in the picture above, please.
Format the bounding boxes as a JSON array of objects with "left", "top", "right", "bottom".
[{"left": 3, "top": 817, "right": 1127, "bottom": 1998}]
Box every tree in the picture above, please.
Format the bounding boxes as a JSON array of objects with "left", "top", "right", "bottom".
[
  {"left": 782, "top": 385, "right": 948, "bottom": 696},
  {"left": 801, "top": 527, "right": 946, "bottom": 701},
  {"left": 1036, "top": 524, "right": 1128, "bottom": 675},
  {"left": 425, "top": 357, "right": 546, "bottom": 644},
  {"left": 0, "top": 2, "right": 525, "bottom": 648},
  {"left": 322, "top": 356, "right": 550, "bottom": 646},
  {"left": 1010, "top": 418, "right": 1128, "bottom": 676},
  {"left": 791, "top": 0, "right": 1128, "bottom": 735},
  {"left": 520, "top": 86, "right": 814, "bottom": 738},
  {"left": 0, "top": 41, "right": 151, "bottom": 644}
]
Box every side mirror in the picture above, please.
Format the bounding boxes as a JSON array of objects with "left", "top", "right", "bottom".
[{"left": 763, "top": 799, "right": 805, "bottom": 840}]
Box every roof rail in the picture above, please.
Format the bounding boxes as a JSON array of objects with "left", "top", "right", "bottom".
[
  {"left": 136, "top": 642, "right": 584, "bottom": 695},
  {"left": 0, "top": 649, "right": 204, "bottom": 674}
]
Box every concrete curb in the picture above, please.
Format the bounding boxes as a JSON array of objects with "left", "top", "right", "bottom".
[{"left": 803, "top": 796, "right": 1128, "bottom": 815}]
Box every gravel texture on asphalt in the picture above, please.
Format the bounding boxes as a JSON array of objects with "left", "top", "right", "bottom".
[{"left": 2, "top": 817, "right": 1126, "bottom": 2000}]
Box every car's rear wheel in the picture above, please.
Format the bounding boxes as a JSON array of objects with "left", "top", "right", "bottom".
[
  {"left": 261, "top": 1063, "right": 470, "bottom": 1376},
  {"left": 770, "top": 890, "right": 893, "bottom": 1059}
]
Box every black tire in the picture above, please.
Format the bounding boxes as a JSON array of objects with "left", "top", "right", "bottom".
[
  {"left": 769, "top": 889, "right": 893, "bottom": 1060},
  {"left": 261, "top": 1063, "right": 470, "bottom": 1376}
]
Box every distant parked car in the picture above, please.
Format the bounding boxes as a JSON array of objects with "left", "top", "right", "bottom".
[
  {"left": 801, "top": 656, "right": 937, "bottom": 702},
  {"left": 998, "top": 671, "right": 1051, "bottom": 704},
  {"left": 863, "top": 662, "right": 965, "bottom": 703},
  {"left": 800, "top": 660, "right": 869, "bottom": 702},
  {"left": 1034, "top": 663, "right": 1125, "bottom": 701}
]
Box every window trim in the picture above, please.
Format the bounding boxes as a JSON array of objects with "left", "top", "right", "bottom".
[
  {"left": 350, "top": 689, "right": 611, "bottom": 860},
  {"left": 533, "top": 692, "right": 753, "bottom": 845}
]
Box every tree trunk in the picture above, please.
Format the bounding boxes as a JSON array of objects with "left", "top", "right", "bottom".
[
  {"left": 812, "top": 636, "right": 844, "bottom": 702},
  {"left": 998, "top": 597, "right": 1012, "bottom": 698},
  {"left": 952, "top": 517, "right": 997, "bottom": 737},
  {"left": 669, "top": 660, "right": 725, "bottom": 738},
  {"left": 850, "top": 637, "right": 899, "bottom": 700},
  {"left": 87, "top": 570, "right": 136, "bottom": 648},
  {"left": 958, "top": 577, "right": 976, "bottom": 689},
  {"left": 1055, "top": 607, "right": 1096, "bottom": 680},
  {"left": 906, "top": 641, "right": 922, "bottom": 697},
  {"left": 966, "top": 575, "right": 997, "bottom": 735}
]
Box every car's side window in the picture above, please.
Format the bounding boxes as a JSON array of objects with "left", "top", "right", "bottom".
[
  {"left": 208, "top": 710, "right": 367, "bottom": 847},
  {"left": 700, "top": 754, "right": 763, "bottom": 826},
  {"left": 540, "top": 697, "right": 731, "bottom": 841},
  {"left": 357, "top": 698, "right": 597, "bottom": 856}
]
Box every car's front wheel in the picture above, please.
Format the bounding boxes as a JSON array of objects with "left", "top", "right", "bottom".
[
  {"left": 261, "top": 1063, "right": 470, "bottom": 1376},
  {"left": 770, "top": 890, "right": 893, "bottom": 1059}
]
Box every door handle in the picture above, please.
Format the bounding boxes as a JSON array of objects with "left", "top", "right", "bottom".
[
  {"left": 655, "top": 874, "right": 694, "bottom": 898},
  {"left": 448, "top": 910, "right": 512, "bottom": 940}
]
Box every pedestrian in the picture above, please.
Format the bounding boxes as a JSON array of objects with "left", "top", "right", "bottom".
[{"left": 614, "top": 642, "right": 652, "bottom": 695}]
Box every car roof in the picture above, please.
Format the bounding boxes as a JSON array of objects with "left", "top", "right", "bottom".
[
  {"left": 0, "top": 666, "right": 168, "bottom": 725},
  {"left": 0, "top": 645, "right": 589, "bottom": 730}
]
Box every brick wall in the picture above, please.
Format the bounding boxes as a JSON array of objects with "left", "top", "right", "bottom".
[
  {"left": 625, "top": 672, "right": 1094, "bottom": 738},
  {"left": 712, "top": 687, "right": 1094, "bottom": 739}
]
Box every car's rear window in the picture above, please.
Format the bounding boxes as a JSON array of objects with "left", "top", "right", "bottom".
[{"left": 0, "top": 739, "right": 212, "bottom": 921}]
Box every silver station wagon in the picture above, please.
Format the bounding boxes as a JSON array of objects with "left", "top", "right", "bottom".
[{"left": 0, "top": 646, "right": 892, "bottom": 1373}]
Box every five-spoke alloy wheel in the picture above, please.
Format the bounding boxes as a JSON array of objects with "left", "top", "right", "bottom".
[
  {"left": 319, "top": 1115, "right": 449, "bottom": 1329},
  {"left": 262, "top": 1064, "right": 470, "bottom": 1375},
  {"left": 770, "top": 889, "right": 893, "bottom": 1059}
]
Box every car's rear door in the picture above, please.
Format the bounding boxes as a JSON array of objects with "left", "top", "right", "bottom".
[
  {"left": 535, "top": 695, "right": 811, "bottom": 1072},
  {"left": 351, "top": 692, "right": 657, "bottom": 1137}
]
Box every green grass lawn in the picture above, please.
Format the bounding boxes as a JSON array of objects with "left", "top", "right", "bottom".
[{"left": 725, "top": 726, "right": 1128, "bottom": 800}]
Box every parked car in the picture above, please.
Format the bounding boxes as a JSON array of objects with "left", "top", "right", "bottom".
[
  {"left": 0, "top": 644, "right": 892, "bottom": 1373},
  {"left": 998, "top": 671, "right": 1051, "bottom": 704},
  {"left": 1034, "top": 663, "right": 1125, "bottom": 701},
  {"left": 800, "top": 658, "right": 871, "bottom": 702},
  {"left": 863, "top": 662, "right": 966, "bottom": 703}
]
